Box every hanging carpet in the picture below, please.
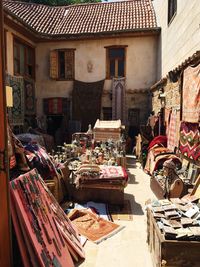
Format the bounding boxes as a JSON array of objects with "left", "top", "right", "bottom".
[
  {"left": 167, "top": 110, "right": 180, "bottom": 151},
  {"left": 182, "top": 64, "right": 200, "bottom": 123},
  {"left": 6, "top": 74, "right": 24, "bottom": 125},
  {"left": 72, "top": 80, "right": 104, "bottom": 132},
  {"left": 112, "top": 77, "right": 126, "bottom": 124},
  {"left": 24, "top": 78, "right": 36, "bottom": 115},
  {"left": 179, "top": 121, "right": 200, "bottom": 161}
]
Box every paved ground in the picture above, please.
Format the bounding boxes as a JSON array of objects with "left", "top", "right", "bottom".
[{"left": 76, "top": 156, "right": 156, "bottom": 267}]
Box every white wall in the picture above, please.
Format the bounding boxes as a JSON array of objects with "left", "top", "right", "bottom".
[
  {"left": 36, "top": 36, "right": 158, "bottom": 116},
  {"left": 153, "top": 0, "right": 200, "bottom": 77}
]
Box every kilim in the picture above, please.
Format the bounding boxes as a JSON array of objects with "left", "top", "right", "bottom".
[
  {"left": 182, "top": 64, "right": 200, "bottom": 123},
  {"left": 112, "top": 77, "right": 126, "bottom": 124},
  {"left": 24, "top": 78, "right": 36, "bottom": 115},
  {"left": 167, "top": 110, "right": 178, "bottom": 151},
  {"left": 179, "top": 122, "right": 200, "bottom": 161},
  {"left": 6, "top": 74, "right": 24, "bottom": 125}
]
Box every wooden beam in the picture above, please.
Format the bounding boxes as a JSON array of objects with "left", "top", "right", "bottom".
[{"left": 0, "top": 2, "right": 12, "bottom": 267}]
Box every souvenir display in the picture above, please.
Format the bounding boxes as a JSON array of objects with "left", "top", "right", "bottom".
[
  {"left": 147, "top": 198, "right": 200, "bottom": 241},
  {"left": 10, "top": 168, "right": 85, "bottom": 267}
]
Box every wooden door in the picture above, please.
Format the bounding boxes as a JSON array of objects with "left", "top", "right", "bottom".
[{"left": 0, "top": 3, "right": 12, "bottom": 267}]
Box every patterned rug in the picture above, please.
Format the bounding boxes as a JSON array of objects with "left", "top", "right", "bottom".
[
  {"left": 182, "top": 64, "right": 200, "bottom": 123},
  {"left": 179, "top": 121, "right": 200, "bottom": 161},
  {"left": 24, "top": 78, "right": 36, "bottom": 115},
  {"left": 112, "top": 77, "right": 126, "bottom": 124},
  {"left": 68, "top": 208, "right": 124, "bottom": 244},
  {"left": 6, "top": 74, "right": 24, "bottom": 125},
  {"left": 72, "top": 80, "right": 104, "bottom": 132},
  {"left": 167, "top": 110, "right": 180, "bottom": 151}
]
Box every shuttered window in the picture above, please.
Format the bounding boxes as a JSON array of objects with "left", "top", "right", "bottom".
[
  {"left": 13, "top": 38, "right": 35, "bottom": 79},
  {"left": 106, "top": 46, "right": 127, "bottom": 79},
  {"left": 50, "top": 49, "right": 75, "bottom": 80}
]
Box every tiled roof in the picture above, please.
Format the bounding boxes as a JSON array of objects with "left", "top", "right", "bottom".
[{"left": 3, "top": 0, "right": 158, "bottom": 37}]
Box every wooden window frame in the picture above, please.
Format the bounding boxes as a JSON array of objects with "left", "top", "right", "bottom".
[
  {"left": 105, "top": 45, "right": 127, "bottom": 79},
  {"left": 54, "top": 49, "right": 75, "bottom": 81},
  {"left": 13, "top": 37, "right": 35, "bottom": 79},
  {"left": 168, "top": 0, "right": 177, "bottom": 25}
]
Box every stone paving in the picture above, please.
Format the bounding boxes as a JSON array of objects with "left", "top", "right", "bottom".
[{"left": 76, "top": 156, "right": 155, "bottom": 267}]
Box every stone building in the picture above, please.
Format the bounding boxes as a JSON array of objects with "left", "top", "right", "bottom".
[{"left": 151, "top": 0, "right": 200, "bottom": 113}]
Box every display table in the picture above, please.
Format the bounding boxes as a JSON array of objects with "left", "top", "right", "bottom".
[
  {"left": 69, "top": 184, "right": 124, "bottom": 205},
  {"left": 147, "top": 208, "right": 200, "bottom": 267},
  {"left": 69, "top": 165, "right": 128, "bottom": 206}
]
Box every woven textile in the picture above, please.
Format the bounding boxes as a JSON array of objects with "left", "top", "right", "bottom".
[
  {"left": 164, "top": 108, "right": 171, "bottom": 136},
  {"left": 24, "top": 78, "right": 36, "bottom": 115},
  {"left": 182, "top": 64, "right": 200, "bottom": 123},
  {"left": 167, "top": 110, "right": 177, "bottom": 151},
  {"left": 72, "top": 80, "right": 104, "bottom": 132},
  {"left": 179, "top": 122, "right": 200, "bottom": 161},
  {"left": 112, "top": 77, "right": 126, "bottom": 124},
  {"left": 68, "top": 208, "right": 124, "bottom": 244},
  {"left": 6, "top": 74, "right": 24, "bottom": 125}
]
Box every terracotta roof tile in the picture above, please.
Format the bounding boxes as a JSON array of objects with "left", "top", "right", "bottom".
[{"left": 3, "top": 0, "right": 158, "bottom": 37}]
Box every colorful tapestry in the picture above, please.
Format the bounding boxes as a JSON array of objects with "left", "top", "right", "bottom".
[
  {"left": 112, "top": 77, "right": 126, "bottom": 124},
  {"left": 24, "top": 78, "right": 36, "bottom": 115},
  {"left": 179, "top": 122, "right": 200, "bottom": 161},
  {"left": 6, "top": 74, "right": 24, "bottom": 125},
  {"left": 182, "top": 64, "right": 200, "bottom": 123},
  {"left": 72, "top": 80, "right": 104, "bottom": 132},
  {"left": 167, "top": 110, "right": 177, "bottom": 151}
]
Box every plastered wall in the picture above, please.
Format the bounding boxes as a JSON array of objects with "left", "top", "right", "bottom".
[{"left": 153, "top": 0, "right": 200, "bottom": 77}]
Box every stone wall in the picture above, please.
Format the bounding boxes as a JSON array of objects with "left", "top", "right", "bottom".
[{"left": 152, "top": 77, "right": 181, "bottom": 114}]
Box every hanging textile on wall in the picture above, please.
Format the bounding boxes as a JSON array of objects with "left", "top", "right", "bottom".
[
  {"left": 182, "top": 64, "right": 200, "bottom": 123},
  {"left": 175, "top": 110, "right": 181, "bottom": 148},
  {"left": 179, "top": 121, "right": 200, "bottom": 161},
  {"left": 164, "top": 108, "right": 171, "bottom": 136},
  {"left": 112, "top": 77, "right": 126, "bottom": 124},
  {"left": 24, "top": 78, "right": 36, "bottom": 115},
  {"left": 6, "top": 74, "right": 24, "bottom": 125},
  {"left": 167, "top": 110, "right": 180, "bottom": 151},
  {"left": 72, "top": 80, "right": 104, "bottom": 132}
]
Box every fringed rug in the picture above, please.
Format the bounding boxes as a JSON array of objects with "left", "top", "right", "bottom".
[
  {"left": 182, "top": 64, "right": 200, "bottom": 123},
  {"left": 72, "top": 80, "right": 104, "bottom": 132},
  {"left": 6, "top": 74, "right": 24, "bottom": 125},
  {"left": 108, "top": 199, "right": 133, "bottom": 221},
  {"left": 68, "top": 208, "right": 124, "bottom": 244},
  {"left": 112, "top": 77, "right": 126, "bottom": 124}
]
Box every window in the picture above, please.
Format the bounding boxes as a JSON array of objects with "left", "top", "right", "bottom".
[
  {"left": 103, "top": 107, "right": 112, "bottom": 120},
  {"left": 168, "top": 0, "right": 177, "bottom": 25},
  {"left": 13, "top": 38, "right": 35, "bottom": 79},
  {"left": 106, "top": 47, "right": 126, "bottom": 79},
  {"left": 128, "top": 108, "right": 140, "bottom": 127},
  {"left": 50, "top": 49, "right": 75, "bottom": 80}
]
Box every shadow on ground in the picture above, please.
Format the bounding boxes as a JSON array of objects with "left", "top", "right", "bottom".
[
  {"left": 126, "top": 170, "right": 138, "bottom": 184},
  {"left": 124, "top": 193, "right": 144, "bottom": 216}
]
